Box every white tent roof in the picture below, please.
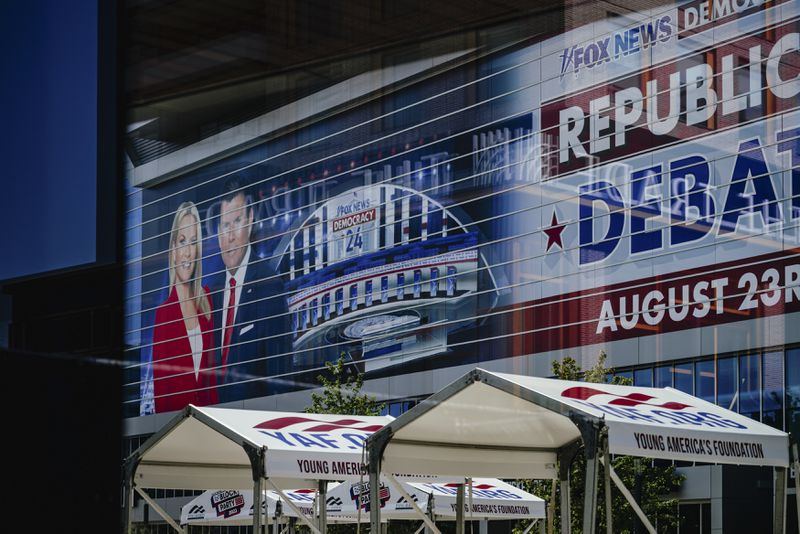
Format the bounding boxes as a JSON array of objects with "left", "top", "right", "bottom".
[
  {"left": 126, "top": 405, "right": 393, "bottom": 489},
  {"left": 409, "top": 478, "right": 546, "bottom": 520},
  {"left": 368, "top": 368, "right": 789, "bottom": 480}
]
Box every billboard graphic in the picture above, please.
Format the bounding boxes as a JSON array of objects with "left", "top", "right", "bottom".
[
  {"left": 125, "top": 0, "right": 800, "bottom": 415},
  {"left": 283, "top": 184, "right": 482, "bottom": 372}
]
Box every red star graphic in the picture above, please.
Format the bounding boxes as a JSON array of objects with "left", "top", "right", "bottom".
[{"left": 544, "top": 211, "right": 565, "bottom": 251}]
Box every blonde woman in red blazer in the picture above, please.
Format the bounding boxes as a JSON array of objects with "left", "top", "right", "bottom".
[{"left": 152, "top": 201, "right": 218, "bottom": 413}]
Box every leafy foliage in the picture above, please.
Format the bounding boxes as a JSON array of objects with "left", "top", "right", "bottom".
[
  {"left": 303, "top": 355, "right": 416, "bottom": 534},
  {"left": 305, "top": 354, "right": 385, "bottom": 416},
  {"left": 513, "top": 352, "right": 684, "bottom": 534}
]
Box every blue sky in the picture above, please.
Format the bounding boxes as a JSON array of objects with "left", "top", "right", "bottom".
[{"left": 0, "top": 0, "right": 97, "bottom": 281}]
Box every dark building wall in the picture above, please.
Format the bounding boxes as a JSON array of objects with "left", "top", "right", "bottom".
[
  {"left": 0, "top": 348, "right": 122, "bottom": 531},
  {"left": 721, "top": 466, "right": 774, "bottom": 533}
]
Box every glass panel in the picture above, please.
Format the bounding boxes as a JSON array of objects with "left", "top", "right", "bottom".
[
  {"left": 762, "top": 351, "right": 784, "bottom": 429},
  {"left": 785, "top": 349, "right": 800, "bottom": 439},
  {"left": 717, "top": 357, "right": 738, "bottom": 410},
  {"left": 674, "top": 362, "right": 693, "bottom": 394},
  {"left": 695, "top": 360, "right": 715, "bottom": 403},
  {"left": 739, "top": 353, "right": 761, "bottom": 421},
  {"left": 655, "top": 365, "right": 672, "bottom": 388},
  {"left": 634, "top": 368, "right": 653, "bottom": 387},
  {"left": 702, "top": 502, "right": 711, "bottom": 534}
]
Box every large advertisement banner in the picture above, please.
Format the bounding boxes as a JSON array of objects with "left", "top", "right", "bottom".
[{"left": 125, "top": 0, "right": 800, "bottom": 415}]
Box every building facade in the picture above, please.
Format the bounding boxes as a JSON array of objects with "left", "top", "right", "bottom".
[{"left": 123, "top": 1, "right": 800, "bottom": 531}]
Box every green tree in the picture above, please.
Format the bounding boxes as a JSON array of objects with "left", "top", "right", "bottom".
[
  {"left": 305, "top": 354, "right": 385, "bottom": 416},
  {"left": 513, "top": 352, "right": 684, "bottom": 534},
  {"left": 304, "top": 356, "right": 419, "bottom": 534}
]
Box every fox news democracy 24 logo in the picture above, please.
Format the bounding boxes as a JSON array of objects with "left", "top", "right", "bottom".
[{"left": 559, "top": 15, "right": 673, "bottom": 77}]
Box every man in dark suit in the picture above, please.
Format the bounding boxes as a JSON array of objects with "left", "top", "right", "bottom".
[{"left": 212, "top": 177, "right": 275, "bottom": 403}]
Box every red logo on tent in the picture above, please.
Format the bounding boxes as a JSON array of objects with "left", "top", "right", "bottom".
[
  {"left": 254, "top": 416, "right": 383, "bottom": 432},
  {"left": 443, "top": 483, "right": 495, "bottom": 490},
  {"left": 561, "top": 386, "right": 691, "bottom": 410}
]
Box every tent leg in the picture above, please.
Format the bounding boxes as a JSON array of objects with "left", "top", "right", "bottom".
[
  {"left": 456, "top": 483, "right": 465, "bottom": 534},
  {"left": 424, "top": 493, "right": 436, "bottom": 534},
  {"left": 560, "top": 474, "right": 570, "bottom": 534},
  {"left": 582, "top": 445, "right": 599, "bottom": 534},
  {"left": 254, "top": 476, "right": 263, "bottom": 534},
  {"left": 599, "top": 457, "right": 656, "bottom": 534},
  {"left": 123, "top": 477, "right": 134, "bottom": 534},
  {"left": 369, "top": 460, "right": 381, "bottom": 533},
  {"left": 548, "top": 479, "right": 555, "bottom": 534},
  {"left": 774, "top": 467, "right": 787, "bottom": 534},
  {"left": 133, "top": 486, "right": 183, "bottom": 533},
  {"left": 265, "top": 486, "right": 272, "bottom": 534},
  {"left": 793, "top": 444, "right": 800, "bottom": 533},
  {"left": 318, "top": 480, "right": 327, "bottom": 533},
  {"left": 602, "top": 435, "right": 612, "bottom": 534}
]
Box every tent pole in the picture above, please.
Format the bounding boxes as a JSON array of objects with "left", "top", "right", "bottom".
[
  {"left": 133, "top": 486, "right": 183, "bottom": 533},
  {"left": 254, "top": 475, "right": 263, "bottom": 534},
  {"left": 385, "top": 473, "right": 442, "bottom": 534},
  {"left": 425, "top": 492, "right": 436, "bottom": 534},
  {"left": 467, "top": 478, "right": 474, "bottom": 534},
  {"left": 557, "top": 442, "right": 579, "bottom": 534},
  {"left": 245, "top": 445, "right": 267, "bottom": 534},
  {"left": 266, "top": 485, "right": 272, "bottom": 534},
  {"left": 582, "top": 443, "right": 599, "bottom": 534},
  {"left": 599, "top": 457, "right": 655, "bottom": 534},
  {"left": 602, "top": 432, "right": 612, "bottom": 534},
  {"left": 318, "top": 480, "right": 328, "bottom": 533},
  {"left": 559, "top": 472, "right": 570, "bottom": 534},
  {"left": 793, "top": 444, "right": 800, "bottom": 533},
  {"left": 123, "top": 476, "right": 134, "bottom": 534},
  {"left": 774, "top": 467, "right": 787, "bottom": 534},
  {"left": 548, "top": 479, "right": 555, "bottom": 534},
  {"left": 369, "top": 458, "right": 381, "bottom": 533},
  {"left": 122, "top": 456, "right": 138, "bottom": 534},
  {"left": 456, "top": 483, "right": 465, "bottom": 534}
]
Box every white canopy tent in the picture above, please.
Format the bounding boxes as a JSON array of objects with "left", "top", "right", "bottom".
[
  {"left": 180, "top": 478, "right": 545, "bottom": 530},
  {"left": 180, "top": 487, "right": 360, "bottom": 528},
  {"left": 122, "top": 405, "right": 393, "bottom": 534},
  {"left": 365, "top": 368, "right": 791, "bottom": 534},
  {"left": 327, "top": 476, "right": 545, "bottom": 521}
]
